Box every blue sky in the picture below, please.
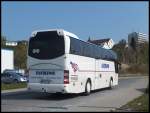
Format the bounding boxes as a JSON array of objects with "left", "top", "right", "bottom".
[{"left": 2, "top": 1, "right": 148, "bottom": 43}]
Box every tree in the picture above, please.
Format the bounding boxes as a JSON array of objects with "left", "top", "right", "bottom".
[
  {"left": 112, "top": 39, "right": 127, "bottom": 63},
  {"left": 118, "top": 39, "right": 126, "bottom": 50},
  {"left": 1, "top": 36, "right": 28, "bottom": 70},
  {"left": 1, "top": 36, "right": 7, "bottom": 47},
  {"left": 136, "top": 42, "right": 149, "bottom": 64},
  {"left": 130, "top": 37, "right": 136, "bottom": 51},
  {"left": 14, "top": 41, "right": 28, "bottom": 69},
  {"left": 87, "top": 36, "right": 91, "bottom": 42},
  {"left": 113, "top": 38, "right": 149, "bottom": 65},
  {"left": 118, "top": 39, "right": 126, "bottom": 46}
]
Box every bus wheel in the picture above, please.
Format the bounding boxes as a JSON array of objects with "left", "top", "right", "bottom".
[
  {"left": 109, "top": 79, "right": 113, "bottom": 89},
  {"left": 84, "top": 81, "right": 91, "bottom": 95}
]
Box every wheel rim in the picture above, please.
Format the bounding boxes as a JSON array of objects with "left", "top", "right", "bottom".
[{"left": 86, "top": 82, "right": 91, "bottom": 93}]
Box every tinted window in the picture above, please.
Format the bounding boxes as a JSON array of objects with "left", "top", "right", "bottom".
[
  {"left": 28, "top": 31, "right": 65, "bottom": 59},
  {"left": 82, "top": 42, "right": 89, "bottom": 57},
  {"left": 70, "top": 37, "right": 95, "bottom": 58},
  {"left": 93, "top": 46, "right": 99, "bottom": 59},
  {"left": 69, "top": 37, "right": 117, "bottom": 61},
  {"left": 70, "top": 37, "right": 81, "bottom": 55}
]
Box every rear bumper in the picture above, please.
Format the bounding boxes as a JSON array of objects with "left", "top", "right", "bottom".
[{"left": 27, "top": 83, "right": 67, "bottom": 93}]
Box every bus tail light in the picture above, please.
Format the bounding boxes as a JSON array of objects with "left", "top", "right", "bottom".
[{"left": 64, "top": 70, "right": 69, "bottom": 84}]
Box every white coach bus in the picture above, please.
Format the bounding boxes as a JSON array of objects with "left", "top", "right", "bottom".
[{"left": 27, "top": 29, "right": 119, "bottom": 95}]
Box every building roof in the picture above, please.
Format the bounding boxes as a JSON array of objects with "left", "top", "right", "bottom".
[{"left": 88, "top": 38, "right": 111, "bottom": 45}]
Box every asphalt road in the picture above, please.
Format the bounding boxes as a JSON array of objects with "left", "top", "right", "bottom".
[{"left": 1, "top": 76, "right": 149, "bottom": 112}]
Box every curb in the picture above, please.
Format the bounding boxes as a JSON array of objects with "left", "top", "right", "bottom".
[
  {"left": 1, "top": 88, "right": 27, "bottom": 94},
  {"left": 119, "top": 76, "right": 148, "bottom": 80},
  {"left": 119, "top": 74, "right": 149, "bottom": 76}
]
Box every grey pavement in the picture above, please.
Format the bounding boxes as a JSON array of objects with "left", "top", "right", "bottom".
[
  {"left": 1, "top": 88, "right": 27, "bottom": 94},
  {"left": 1, "top": 76, "right": 149, "bottom": 112}
]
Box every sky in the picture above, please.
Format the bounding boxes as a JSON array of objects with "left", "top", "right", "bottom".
[{"left": 2, "top": 1, "right": 149, "bottom": 43}]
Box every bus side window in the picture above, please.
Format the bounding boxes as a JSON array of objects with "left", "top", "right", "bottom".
[{"left": 70, "top": 37, "right": 81, "bottom": 55}]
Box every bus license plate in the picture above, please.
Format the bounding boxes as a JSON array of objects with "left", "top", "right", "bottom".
[
  {"left": 36, "top": 70, "right": 55, "bottom": 75},
  {"left": 40, "top": 79, "right": 51, "bottom": 84}
]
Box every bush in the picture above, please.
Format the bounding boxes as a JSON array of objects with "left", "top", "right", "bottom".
[
  {"left": 1, "top": 82, "right": 27, "bottom": 90},
  {"left": 146, "top": 84, "right": 149, "bottom": 94},
  {"left": 128, "top": 64, "right": 149, "bottom": 74},
  {"left": 119, "top": 64, "right": 149, "bottom": 74}
]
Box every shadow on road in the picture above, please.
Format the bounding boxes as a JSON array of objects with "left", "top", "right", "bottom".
[
  {"left": 35, "top": 93, "right": 80, "bottom": 100},
  {"left": 1, "top": 91, "right": 80, "bottom": 100},
  {"left": 1, "top": 87, "right": 119, "bottom": 101},
  {"left": 136, "top": 88, "right": 147, "bottom": 93}
]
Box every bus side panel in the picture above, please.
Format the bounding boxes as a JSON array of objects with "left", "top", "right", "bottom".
[
  {"left": 95, "top": 59, "right": 117, "bottom": 89},
  {"left": 65, "top": 54, "right": 95, "bottom": 93}
]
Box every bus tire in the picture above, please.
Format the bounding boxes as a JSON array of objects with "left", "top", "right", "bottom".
[
  {"left": 84, "top": 81, "right": 91, "bottom": 96},
  {"left": 109, "top": 79, "right": 113, "bottom": 89}
]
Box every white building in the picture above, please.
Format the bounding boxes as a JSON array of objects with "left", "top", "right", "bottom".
[
  {"left": 5, "top": 41, "right": 18, "bottom": 46},
  {"left": 128, "top": 32, "right": 148, "bottom": 48},
  {"left": 88, "top": 38, "right": 115, "bottom": 49},
  {"left": 1, "top": 49, "right": 14, "bottom": 73}
]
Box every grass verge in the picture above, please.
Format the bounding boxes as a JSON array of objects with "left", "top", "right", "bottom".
[
  {"left": 117, "top": 93, "right": 149, "bottom": 112},
  {"left": 1, "top": 82, "right": 27, "bottom": 90},
  {"left": 119, "top": 64, "right": 149, "bottom": 74}
]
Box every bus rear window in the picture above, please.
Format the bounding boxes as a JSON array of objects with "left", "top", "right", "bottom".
[{"left": 28, "top": 31, "right": 65, "bottom": 59}]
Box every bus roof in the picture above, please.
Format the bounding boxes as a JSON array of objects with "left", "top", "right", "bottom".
[
  {"left": 31, "top": 29, "right": 79, "bottom": 39},
  {"left": 30, "top": 29, "right": 117, "bottom": 61}
]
